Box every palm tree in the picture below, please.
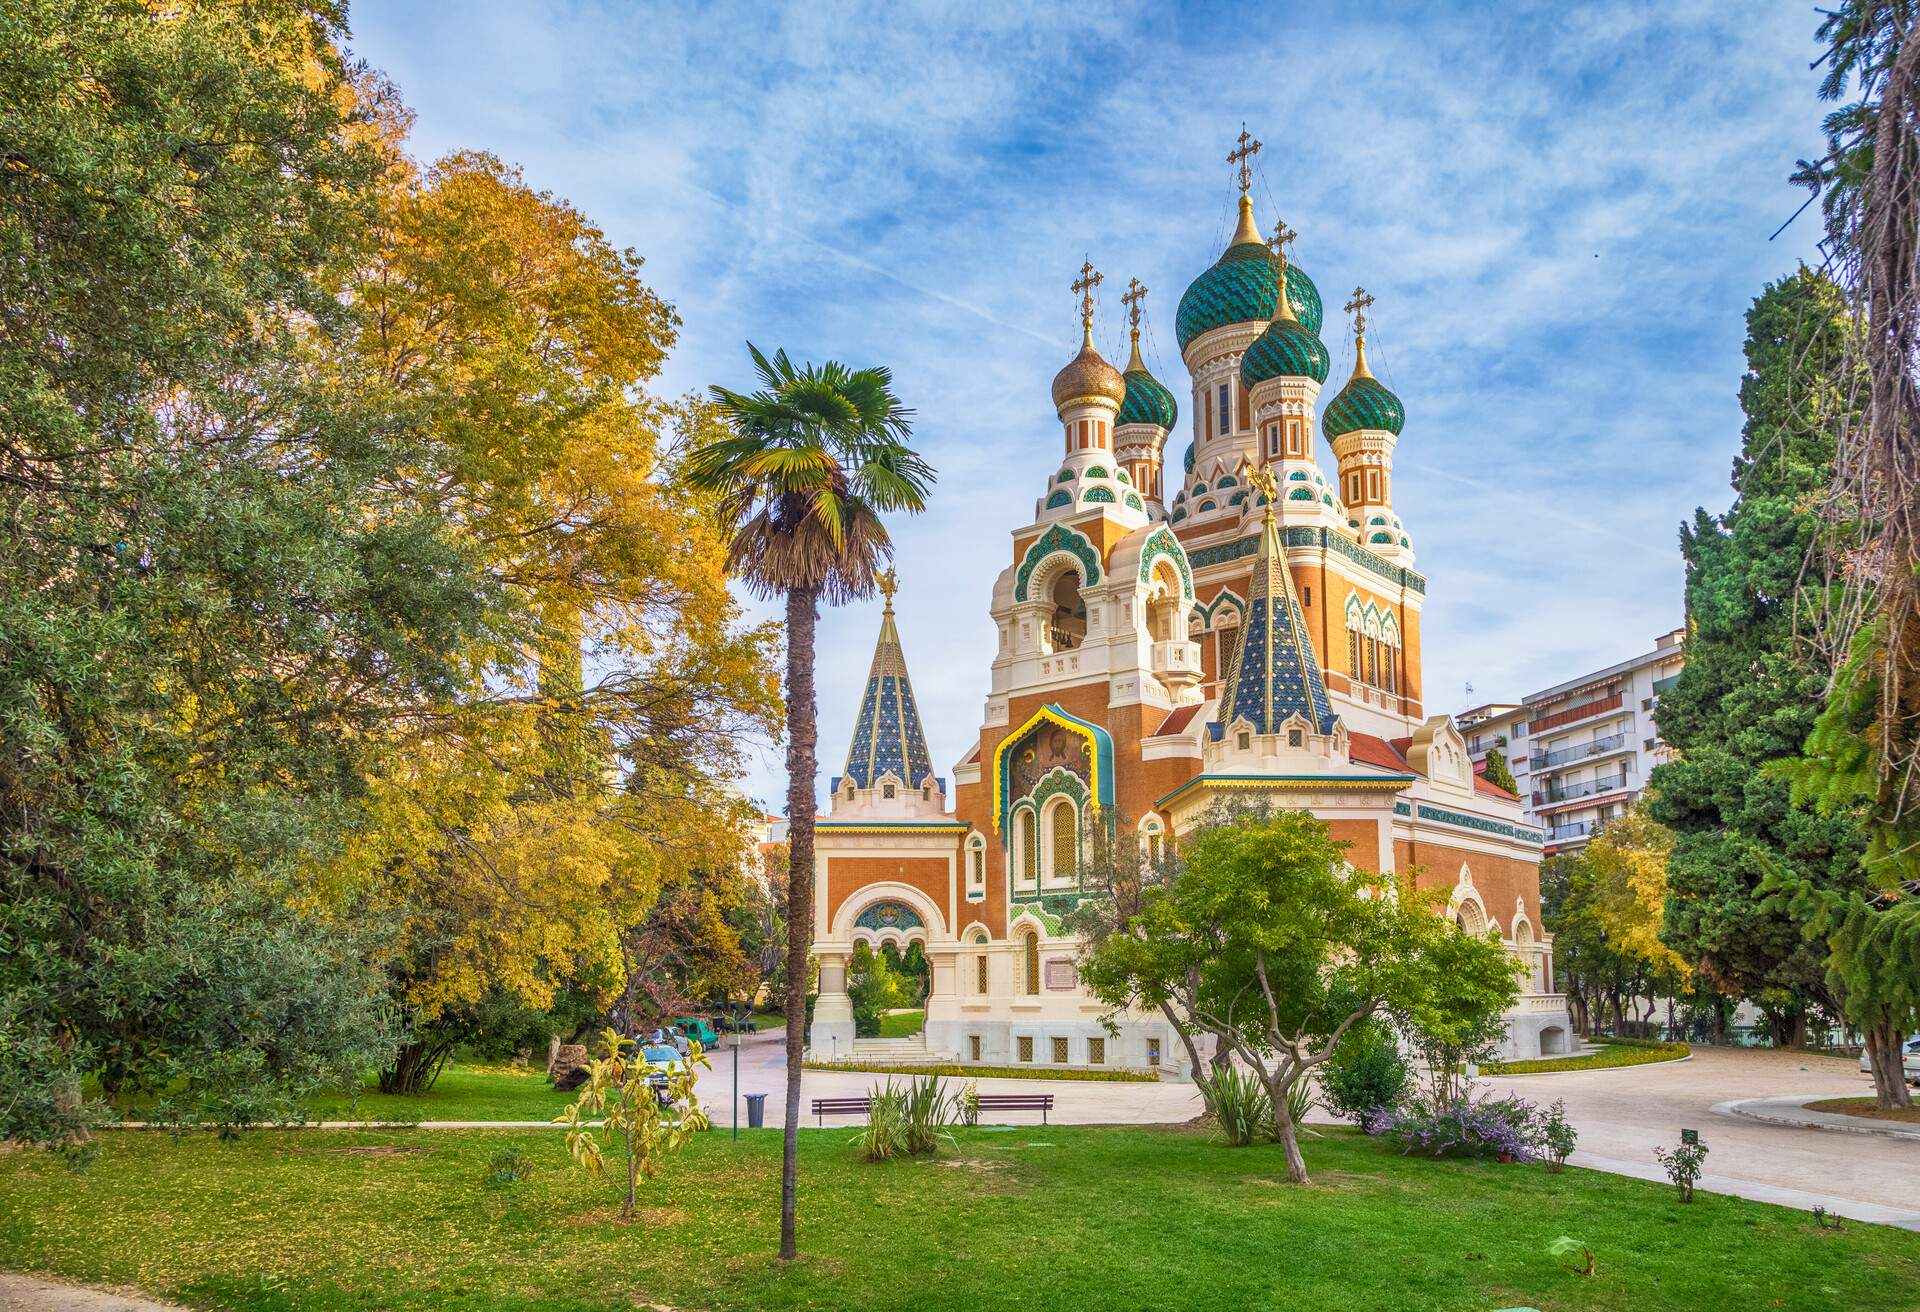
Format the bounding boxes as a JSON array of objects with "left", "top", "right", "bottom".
[{"left": 687, "top": 344, "right": 931, "bottom": 1261}]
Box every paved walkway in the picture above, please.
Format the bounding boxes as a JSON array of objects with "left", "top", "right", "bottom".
[
  {"left": 0, "top": 1275, "right": 182, "bottom": 1312},
  {"left": 1481, "top": 1045, "right": 1920, "bottom": 1229},
  {"left": 1717, "top": 1094, "right": 1920, "bottom": 1141}
]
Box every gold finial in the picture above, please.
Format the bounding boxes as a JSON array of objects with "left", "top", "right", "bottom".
[
  {"left": 1267, "top": 219, "right": 1299, "bottom": 323},
  {"left": 1228, "top": 124, "right": 1263, "bottom": 196},
  {"left": 1121, "top": 278, "right": 1148, "bottom": 369},
  {"left": 878, "top": 567, "right": 898, "bottom": 612},
  {"left": 1249, "top": 464, "right": 1280, "bottom": 520},
  {"left": 1344, "top": 286, "right": 1377, "bottom": 378},
  {"left": 1071, "top": 258, "right": 1103, "bottom": 337}
]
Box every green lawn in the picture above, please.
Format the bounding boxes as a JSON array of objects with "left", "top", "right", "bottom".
[
  {"left": 1485, "top": 1039, "right": 1691, "bottom": 1076},
  {"left": 1, "top": 1126, "right": 1912, "bottom": 1311},
  {"left": 876, "top": 1009, "right": 925, "bottom": 1038},
  {"left": 300, "top": 1064, "right": 578, "bottom": 1123}
]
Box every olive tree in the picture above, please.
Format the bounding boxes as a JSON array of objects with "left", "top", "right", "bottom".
[{"left": 1078, "top": 806, "right": 1520, "bottom": 1183}]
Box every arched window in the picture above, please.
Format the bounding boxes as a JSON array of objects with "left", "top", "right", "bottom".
[
  {"left": 1140, "top": 816, "right": 1165, "bottom": 863},
  {"left": 967, "top": 834, "right": 986, "bottom": 894},
  {"left": 1014, "top": 808, "right": 1037, "bottom": 886},
  {"left": 1046, "top": 797, "right": 1077, "bottom": 882},
  {"left": 1023, "top": 930, "right": 1041, "bottom": 995},
  {"left": 1348, "top": 628, "right": 1361, "bottom": 681},
  {"left": 1047, "top": 570, "right": 1086, "bottom": 652}
]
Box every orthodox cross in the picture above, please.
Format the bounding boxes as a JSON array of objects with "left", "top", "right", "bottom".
[
  {"left": 1121, "top": 277, "right": 1149, "bottom": 333},
  {"left": 1071, "top": 259, "right": 1103, "bottom": 328},
  {"left": 878, "top": 567, "right": 898, "bottom": 612},
  {"left": 1268, "top": 218, "right": 1298, "bottom": 274},
  {"left": 1345, "top": 286, "right": 1376, "bottom": 339},
  {"left": 1228, "top": 125, "right": 1263, "bottom": 196}
]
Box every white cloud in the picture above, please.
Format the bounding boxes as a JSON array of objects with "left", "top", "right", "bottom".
[{"left": 348, "top": 0, "right": 1829, "bottom": 809}]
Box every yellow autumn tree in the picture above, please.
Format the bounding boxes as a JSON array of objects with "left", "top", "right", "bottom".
[
  {"left": 320, "top": 144, "right": 780, "bottom": 1091},
  {"left": 1583, "top": 803, "right": 1691, "bottom": 989}
]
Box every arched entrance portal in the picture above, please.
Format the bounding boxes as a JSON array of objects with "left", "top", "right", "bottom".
[{"left": 849, "top": 899, "right": 931, "bottom": 1039}]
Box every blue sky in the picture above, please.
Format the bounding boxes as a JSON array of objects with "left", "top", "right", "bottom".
[{"left": 348, "top": 0, "right": 1831, "bottom": 815}]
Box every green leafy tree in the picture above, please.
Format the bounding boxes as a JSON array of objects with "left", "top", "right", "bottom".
[
  {"left": 686, "top": 346, "right": 932, "bottom": 1261},
  {"left": 1076, "top": 807, "right": 1519, "bottom": 1184},
  {"left": 1648, "top": 270, "right": 1869, "bottom": 1043},
  {"left": 0, "top": 0, "right": 485, "bottom": 1145},
  {"left": 559, "top": 1029, "right": 709, "bottom": 1220},
  {"left": 1482, "top": 747, "right": 1519, "bottom": 795}
]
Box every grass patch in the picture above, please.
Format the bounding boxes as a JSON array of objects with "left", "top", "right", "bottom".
[
  {"left": 876, "top": 1009, "right": 925, "bottom": 1038},
  {"left": 803, "top": 1060, "right": 1156, "bottom": 1082},
  {"left": 1806, "top": 1097, "right": 1920, "bottom": 1124},
  {"left": 1, "top": 1124, "right": 1914, "bottom": 1310},
  {"left": 299, "top": 1065, "right": 576, "bottom": 1124},
  {"left": 749, "top": 1011, "right": 787, "bottom": 1031},
  {"left": 1486, "top": 1039, "right": 1691, "bottom": 1075}
]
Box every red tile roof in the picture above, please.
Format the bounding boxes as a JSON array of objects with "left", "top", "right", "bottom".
[
  {"left": 1151, "top": 705, "right": 1204, "bottom": 737},
  {"left": 1472, "top": 758, "right": 1521, "bottom": 801},
  {"left": 1348, "top": 731, "right": 1412, "bottom": 773}
]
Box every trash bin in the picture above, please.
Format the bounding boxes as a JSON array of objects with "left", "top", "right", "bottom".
[{"left": 745, "top": 1092, "right": 767, "bottom": 1128}]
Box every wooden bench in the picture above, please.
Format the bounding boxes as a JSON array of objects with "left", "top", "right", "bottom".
[
  {"left": 973, "top": 1093, "right": 1054, "bottom": 1125},
  {"left": 812, "top": 1096, "right": 872, "bottom": 1127},
  {"left": 811, "top": 1092, "right": 1057, "bottom": 1126}
]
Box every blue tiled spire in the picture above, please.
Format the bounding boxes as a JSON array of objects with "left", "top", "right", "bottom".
[
  {"left": 1211, "top": 470, "right": 1340, "bottom": 740},
  {"left": 841, "top": 575, "right": 935, "bottom": 789}
]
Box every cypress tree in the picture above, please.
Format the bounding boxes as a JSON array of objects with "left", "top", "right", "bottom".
[
  {"left": 1647, "top": 269, "right": 1868, "bottom": 1045},
  {"left": 1482, "top": 747, "right": 1519, "bottom": 795}
]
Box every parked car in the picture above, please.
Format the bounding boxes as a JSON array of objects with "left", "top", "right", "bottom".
[
  {"left": 640, "top": 1044, "right": 686, "bottom": 1106},
  {"left": 646, "top": 1026, "right": 690, "bottom": 1059},
  {"left": 1859, "top": 1035, "right": 1920, "bottom": 1085},
  {"left": 675, "top": 1016, "right": 720, "bottom": 1050}
]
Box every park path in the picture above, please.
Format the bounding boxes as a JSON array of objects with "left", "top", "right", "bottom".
[{"left": 0, "top": 1275, "right": 183, "bottom": 1311}]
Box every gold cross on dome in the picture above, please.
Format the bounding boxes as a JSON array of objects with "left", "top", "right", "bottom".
[
  {"left": 878, "top": 567, "right": 898, "bottom": 610},
  {"left": 1121, "top": 277, "right": 1148, "bottom": 332},
  {"left": 1268, "top": 219, "right": 1297, "bottom": 272},
  {"left": 1071, "top": 259, "right": 1103, "bottom": 328},
  {"left": 1228, "top": 125, "right": 1263, "bottom": 195},
  {"left": 1344, "top": 286, "right": 1376, "bottom": 337}
]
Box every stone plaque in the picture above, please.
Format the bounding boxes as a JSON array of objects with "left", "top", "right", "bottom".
[{"left": 1045, "top": 957, "right": 1077, "bottom": 991}]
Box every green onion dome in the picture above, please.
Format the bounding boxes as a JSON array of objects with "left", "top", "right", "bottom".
[
  {"left": 1051, "top": 320, "right": 1126, "bottom": 411},
  {"left": 1321, "top": 336, "right": 1404, "bottom": 437},
  {"left": 1175, "top": 197, "right": 1325, "bottom": 349},
  {"left": 1116, "top": 332, "right": 1178, "bottom": 429},
  {"left": 1239, "top": 281, "right": 1330, "bottom": 388}
]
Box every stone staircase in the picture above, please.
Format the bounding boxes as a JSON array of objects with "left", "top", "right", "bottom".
[{"left": 845, "top": 1035, "right": 932, "bottom": 1063}]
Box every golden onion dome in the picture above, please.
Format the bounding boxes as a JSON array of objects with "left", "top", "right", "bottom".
[{"left": 1050, "top": 322, "right": 1127, "bottom": 411}]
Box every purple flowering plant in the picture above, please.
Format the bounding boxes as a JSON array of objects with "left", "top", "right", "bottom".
[{"left": 1365, "top": 1091, "right": 1547, "bottom": 1161}]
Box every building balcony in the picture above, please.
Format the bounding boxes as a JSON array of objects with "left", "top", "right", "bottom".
[
  {"left": 1545, "top": 819, "right": 1594, "bottom": 841},
  {"left": 1151, "top": 639, "right": 1202, "bottom": 684},
  {"left": 1527, "top": 692, "right": 1623, "bottom": 735},
  {"left": 1530, "top": 731, "right": 1631, "bottom": 773},
  {"left": 1532, "top": 772, "right": 1628, "bottom": 808}
]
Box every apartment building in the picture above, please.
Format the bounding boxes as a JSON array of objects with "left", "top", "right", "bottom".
[{"left": 1461, "top": 629, "right": 1686, "bottom": 856}]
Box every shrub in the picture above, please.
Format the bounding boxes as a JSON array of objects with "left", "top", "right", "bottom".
[
  {"left": 1286, "top": 1075, "right": 1321, "bottom": 1139},
  {"left": 1321, "top": 1020, "right": 1409, "bottom": 1124},
  {"left": 1654, "top": 1138, "right": 1708, "bottom": 1202},
  {"left": 1203, "top": 1066, "right": 1272, "bottom": 1147},
  {"left": 899, "top": 1074, "right": 956, "bottom": 1156},
  {"left": 1541, "top": 1099, "right": 1577, "bottom": 1172},
  {"left": 1369, "top": 1092, "right": 1544, "bottom": 1161},
  {"left": 855, "top": 1083, "right": 907, "bottom": 1162},
  {"left": 484, "top": 1146, "right": 534, "bottom": 1188}
]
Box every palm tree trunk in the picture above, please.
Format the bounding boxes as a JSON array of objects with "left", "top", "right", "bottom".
[{"left": 779, "top": 584, "right": 819, "bottom": 1262}]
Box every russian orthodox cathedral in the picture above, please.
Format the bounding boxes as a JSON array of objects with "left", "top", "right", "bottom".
[{"left": 807, "top": 134, "right": 1571, "bottom": 1073}]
